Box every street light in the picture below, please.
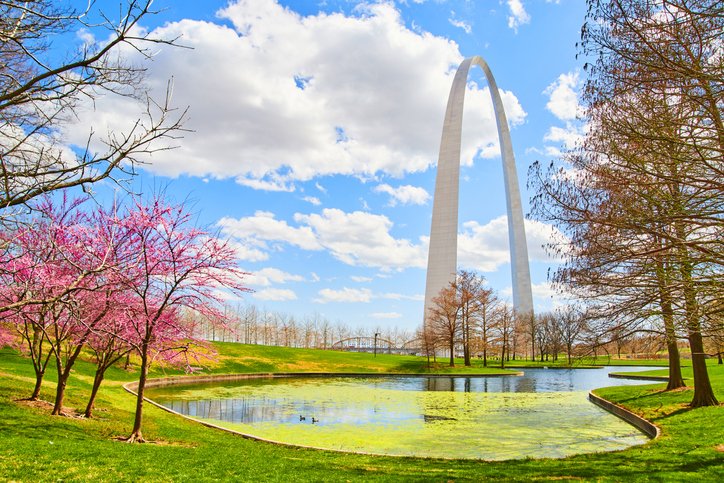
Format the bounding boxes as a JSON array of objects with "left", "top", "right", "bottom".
[{"left": 374, "top": 332, "right": 380, "bottom": 357}]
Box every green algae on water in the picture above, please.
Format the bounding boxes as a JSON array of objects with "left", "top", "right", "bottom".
[{"left": 147, "top": 377, "right": 649, "bottom": 460}]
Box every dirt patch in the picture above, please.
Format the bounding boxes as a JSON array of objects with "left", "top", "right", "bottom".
[
  {"left": 668, "top": 386, "right": 694, "bottom": 392},
  {"left": 715, "top": 445, "right": 724, "bottom": 452},
  {"left": 14, "top": 398, "right": 84, "bottom": 418},
  {"left": 110, "top": 435, "right": 196, "bottom": 447}
]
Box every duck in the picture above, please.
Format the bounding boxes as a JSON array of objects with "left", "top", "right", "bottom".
[
  {"left": 311, "top": 417, "right": 319, "bottom": 424},
  {"left": 299, "top": 415, "right": 306, "bottom": 421}
]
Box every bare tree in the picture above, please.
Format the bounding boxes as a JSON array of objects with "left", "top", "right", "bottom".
[
  {"left": 427, "top": 284, "right": 460, "bottom": 367},
  {"left": 0, "top": 1, "right": 188, "bottom": 213},
  {"left": 492, "top": 304, "right": 516, "bottom": 369},
  {"left": 556, "top": 306, "right": 588, "bottom": 365}
]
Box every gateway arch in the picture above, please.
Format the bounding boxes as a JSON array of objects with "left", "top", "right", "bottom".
[{"left": 423, "top": 56, "right": 534, "bottom": 321}]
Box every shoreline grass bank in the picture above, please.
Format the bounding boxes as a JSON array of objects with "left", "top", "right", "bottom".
[{"left": 1, "top": 343, "right": 722, "bottom": 482}]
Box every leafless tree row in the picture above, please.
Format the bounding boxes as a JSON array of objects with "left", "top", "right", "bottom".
[
  {"left": 421, "top": 270, "right": 594, "bottom": 368},
  {"left": 189, "top": 303, "right": 416, "bottom": 351}
]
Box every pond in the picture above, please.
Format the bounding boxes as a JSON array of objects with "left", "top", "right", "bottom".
[{"left": 145, "top": 366, "right": 660, "bottom": 460}]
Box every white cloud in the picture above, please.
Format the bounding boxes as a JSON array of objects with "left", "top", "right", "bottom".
[
  {"left": 544, "top": 71, "right": 582, "bottom": 121},
  {"left": 294, "top": 209, "right": 427, "bottom": 268},
  {"left": 351, "top": 276, "right": 373, "bottom": 282},
  {"left": 302, "top": 196, "right": 322, "bottom": 205},
  {"left": 458, "top": 216, "right": 566, "bottom": 271},
  {"left": 62, "top": 0, "right": 526, "bottom": 186},
  {"left": 531, "top": 282, "right": 562, "bottom": 299},
  {"left": 373, "top": 184, "right": 430, "bottom": 206},
  {"left": 254, "top": 288, "right": 298, "bottom": 301},
  {"left": 244, "top": 267, "right": 306, "bottom": 287},
  {"left": 230, "top": 241, "right": 270, "bottom": 262},
  {"left": 370, "top": 312, "right": 403, "bottom": 319},
  {"left": 449, "top": 19, "right": 472, "bottom": 34},
  {"left": 507, "top": 0, "right": 530, "bottom": 33},
  {"left": 223, "top": 207, "right": 566, "bottom": 274},
  {"left": 236, "top": 177, "right": 296, "bottom": 192},
  {"left": 380, "top": 293, "right": 424, "bottom": 301},
  {"left": 313, "top": 287, "right": 421, "bottom": 304},
  {"left": 544, "top": 122, "right": 585, "bottom": 151},
  {"left": 315, "top": 182, "right": 327, "bottom": 194},
  {"left": 219, "top": 211, "right": 322, "bottom": 251},
  {"left": 314, "top": 287, "right": 373, "bottom": 303}
]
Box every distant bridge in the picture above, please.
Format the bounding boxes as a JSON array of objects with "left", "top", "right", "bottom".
[{"left": 331, "top": 337, "right": 422, "bottom": 355}]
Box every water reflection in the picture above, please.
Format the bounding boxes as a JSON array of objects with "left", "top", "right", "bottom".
[
  {"left": 145, "top": 367, "right": 657, "bottom": 459},
  {"left": 147, "top": 367, "right": 656, "bottom": 427}
]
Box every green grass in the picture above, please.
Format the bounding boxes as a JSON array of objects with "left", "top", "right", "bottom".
[
  {"left": 1, "top": 343, "right": 723, "bottom": 482},
  {"left": 196, "top": 342, "right": 517, "bottom": 374}
]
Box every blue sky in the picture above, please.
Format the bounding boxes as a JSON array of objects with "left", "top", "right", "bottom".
[{"left": 64, "top": 0, "right": 587, "bottom": 331}]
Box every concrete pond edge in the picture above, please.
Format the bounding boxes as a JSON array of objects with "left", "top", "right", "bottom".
[{"left": 588, "top": 391, "right": 661, "bottom": 439}]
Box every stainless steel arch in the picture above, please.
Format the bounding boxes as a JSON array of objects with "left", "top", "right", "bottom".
[{"left": 423, "top": 56, "right": 534, "bottom": 321}]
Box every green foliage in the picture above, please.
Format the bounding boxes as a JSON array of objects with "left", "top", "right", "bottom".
[{"left": 1, "top": 345, "right": 723, "bottom": 482}]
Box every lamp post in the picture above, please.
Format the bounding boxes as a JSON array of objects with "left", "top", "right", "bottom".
[{"left": 374, "top": 332, "right": 380, "bottom": 357}]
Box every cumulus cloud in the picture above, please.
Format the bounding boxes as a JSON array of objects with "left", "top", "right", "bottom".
[
  {"left": 61, "top": 0, "right": 526, "bottom": 186},
  {"left": 501, "top": 281, "right": 564, "bottom": 302},
  {"left": 313, "top": 287, "right": 422, "bottom": 304},
  {"left": 229, "top": 240, "right": 270, "bottom": 262},
  {"left": 544, "top": 122, "right": 585, "bottom": 151},
  {"left": 254, "top": 288, "right": 298, "bottom": 300},
  {"left": 380, "top": 293, "right": 424, "bottom": 301},
  {"left": 458, "top": 216, "right": 566, "bottom": 271},
  {"left": 222, "top": 209, "right": 564, "bottom": 273},
  {"left": 370, "top": 312, "right": 403, "bottom": 319},
  {"left": 544, "top": 71, "right": 582, "bottom": 121},
  {"left": 219, "top": 210, "right": 322, "bottom": 251},
  {"left": 507, "top": 0, "right": 530, "bottom": 33},
  {"left": 373, "top": 184, "right": 431, "bottom": 206},
  {"left": 293, "top": 209, "right": 428, "bottom": 267},
  {"left": 243, "top": 267, "right": 306, "bottom": 287},
  {"left": 449, "top": 19, "right": 472, "bottom": 34},
  {"left": 351, "top": 276, "right": 373, "bottom": 282},
  {"left": 531, "top": 281, "right": 563, "bottom": 299},
  {"left": 302, "top": 196, "right": 322, "bottom": 205},
  {"left": 313, "top": 287, "right": 373, "bottom": 303}
]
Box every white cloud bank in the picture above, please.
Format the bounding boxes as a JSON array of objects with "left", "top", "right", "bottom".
[
  {"left": 63, "top": 0, "right": 526, "bottom": 188},
  {"left": 220, "top": 210, "right": 564, "bottom": 272}
]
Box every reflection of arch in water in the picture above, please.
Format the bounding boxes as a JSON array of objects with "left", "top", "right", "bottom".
[{"left": 424, "top": 56, "right": 534, "bottom": 323}]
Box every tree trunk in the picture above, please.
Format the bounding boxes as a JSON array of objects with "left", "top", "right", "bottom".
[
  {"left": 448, "top": 338, "right": 455, "bottom": 367},
  {"left": 675, "top": 223, "right": 718, "bottom": 407},
  {"left": 665, "top": 339, "right": 685, "bottom": 391},
  {"left": 127, "top": 347, "right": 149, "bottom": 442},
  {"left": 51, "top": 372, "right": 67, "bottom": 416},
  {"left": 84, "top": 367, "right": 107, "bottom": 418},
  {"left": 51, "top": 342, "right": 86, "bottom": 415},
  {"left": 463, "top": 322, "right": 471, "bottom": 367},
  {"left": 30, "top": 370, "right": 44, "bottom": 400},
  {"left": 688, "top": 331, "right": 718, "bottom": 408}
]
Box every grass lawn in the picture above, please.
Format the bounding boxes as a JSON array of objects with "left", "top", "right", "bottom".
[{"left": 1, "top": 343, "right": 723, "bottom": 482}]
